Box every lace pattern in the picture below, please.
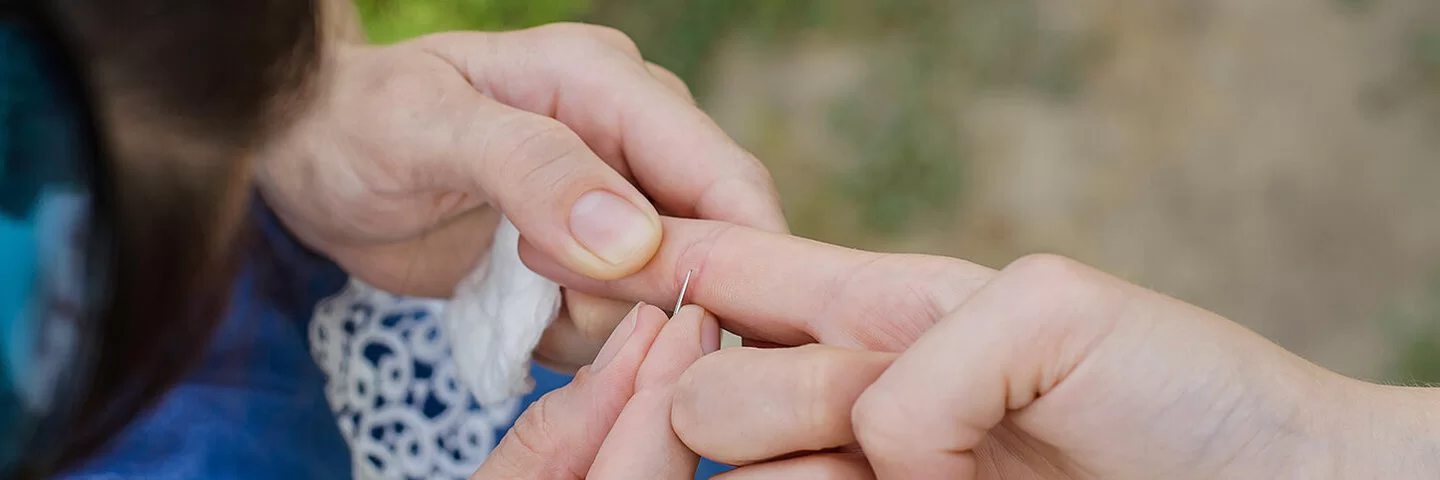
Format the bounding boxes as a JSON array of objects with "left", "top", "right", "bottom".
[{"left": 310, "top": 280, "right": 522, "bottom": 480}]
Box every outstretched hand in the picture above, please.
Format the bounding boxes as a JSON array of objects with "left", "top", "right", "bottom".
[{"left": 524, "top": 218, "right": 1440, "bottom": 479}]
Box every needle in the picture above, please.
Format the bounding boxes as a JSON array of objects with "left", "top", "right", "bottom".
[{"left": 673, "top": 269, "right": 693, "bottom": 314}]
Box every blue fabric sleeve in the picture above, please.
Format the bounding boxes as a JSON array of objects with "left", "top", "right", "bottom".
[{"left": 55, "top": 199, "right": 353, "bottom": 479}]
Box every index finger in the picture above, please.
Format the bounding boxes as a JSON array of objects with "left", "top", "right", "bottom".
[
  {"left": 587, "top": 305, "right": 718, "bottom": 479},
  {"left": 519, "top": 217, "right": 996, "bottom": 351},
  {"left": 417, "top": 26, "right": 787, "bottom": 233}
]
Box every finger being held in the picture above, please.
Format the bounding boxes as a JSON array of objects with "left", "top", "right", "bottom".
[{"left": 521, "top": 217, "right": 995, "bottom": 351}]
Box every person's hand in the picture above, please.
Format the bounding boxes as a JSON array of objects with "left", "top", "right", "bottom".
[
  {"left": 472, "top": 302, "right": 721, "bottom": 479},
  {"left": 524, "top": 218, "right": 1440, "bottom": 478},
  {"left": 255, "top": 23, "right": 784, "bottom": 371}
]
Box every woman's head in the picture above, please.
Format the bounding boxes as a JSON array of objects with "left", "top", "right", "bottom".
[{"left": 2, "top": 0, "right": 321, "bottom": 473}]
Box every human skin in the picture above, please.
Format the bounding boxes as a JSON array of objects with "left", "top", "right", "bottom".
[
  {"left": 520, "top": 217, "right": 1440, "bottom": 479},
  {"left": 256, "top": 21, "right": 786, "bottom": 372},
  {"left": 469, "top": 303, "right": 721, "bottom": 480},
  {"left": 262, "top": 6, "right": 1440, "bottom": 477}
]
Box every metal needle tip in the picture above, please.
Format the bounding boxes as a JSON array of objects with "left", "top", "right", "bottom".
[{"left": 673, "top": 269, "right": 693, "bottom": 314}]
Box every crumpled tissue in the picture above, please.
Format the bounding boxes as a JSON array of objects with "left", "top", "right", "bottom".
[{"left": 440, "top": 216, "right": 562, "bottom": 409}]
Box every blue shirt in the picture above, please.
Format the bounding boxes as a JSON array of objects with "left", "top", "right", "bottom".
[{"left": 60, "top": 201, "right": 730, "bottom": 478}]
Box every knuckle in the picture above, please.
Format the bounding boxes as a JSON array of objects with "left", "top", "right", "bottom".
[
  {"left": 1002, "top": 253, "right": 1089, "bottom": 289},
  {"left": 536, "top": 22, "right": 640, "bottom": 58},
  {"left": 412, "top": 30, "right": 488, "bottom": 54},
  {"left": 645, "top": 62, "right": 692, "bottom": 91},
  {"left": 741, "top": 162, "right": 782, "bottom": 200},
  {"left": 587, "top": 25, "right": 642, "bottom": 55},
  {"left": 994, "top": 253, "right": 1118, "bottom": 348},
  {"left": 999, "top": 253, "right": 1101, "bottom": 312}
]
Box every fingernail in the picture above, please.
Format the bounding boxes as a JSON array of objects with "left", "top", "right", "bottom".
[
  {"left": 592, "top": 302, "right": 642, "bottom": 371},
  {"left": 701, "top": 312, "right": 720, "bottom": 355},
  {"left": 569, "top": 190, "right": 658, "bottom": 266}
]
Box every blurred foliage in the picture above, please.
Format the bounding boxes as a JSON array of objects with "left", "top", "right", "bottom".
[
  {"left": 1417, "top": 28, "right": 1440, "bottom": 91},
  {"left": 1394, "top": 331, "right": 1440, "bottom": 384},
  {"left": 352, "top": 0, "right": 1068, "bottom": 238},
  {"left": 587, "top": 0, "right": 1079, "bottom": 98},
  {"left": 1384, "top": 275, "right": 1440, "bottom": 384},
  {"left": 1334, "top": 0, "right": 1377, "bottom": 15},
  {"left": 588, "top": 0, "right": 1080, "bottom": 238},
  {"left": 353, "top": 0, "right": 587, "bottom": 43}
]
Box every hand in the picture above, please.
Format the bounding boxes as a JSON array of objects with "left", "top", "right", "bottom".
[
  {"left": 525, "top": 218, "right": 1440, "bottom": 478},
  {"left": 256, "top": 23, "right": 785, "bottom": 371},
  {"left": 472, "top": 303, "right": 721, "bottom": 479}
]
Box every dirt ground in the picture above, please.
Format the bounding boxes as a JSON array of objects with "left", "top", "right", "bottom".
[{"left": 696, "top": 0, "right": 1440, "bottom": 379}]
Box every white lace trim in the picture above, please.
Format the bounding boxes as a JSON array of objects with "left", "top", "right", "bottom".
[{"left": 308, "top": 218, "right": 562, "bottom": 480}]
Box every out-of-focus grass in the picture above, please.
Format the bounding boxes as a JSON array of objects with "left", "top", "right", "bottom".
[
  {"left": 1386, "top": 273, "right": 1440, "bottom": 384},
  {"left": 353, "top": 0, "right": 1085, "bottom": 241},
  {"left": 1335, "top": 0, "right": 1377, "bottom": 15},
  {"left": 1417, "top": 28, "right": 1440, "bottom": 92},
  {"left": 354, "top": 0, "right": 586, "bottom": 43},
  {"left": 1390, "top": 24, "right": 1440, "bottom": 384},
  {"left": 1393, "top": 331, "right": 1440, "bottom": 384},
  {"left": 589, "top": 0, "right": 1083, "bottom": 241}
]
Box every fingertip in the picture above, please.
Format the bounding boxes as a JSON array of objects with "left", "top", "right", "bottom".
[
  {"left": 590, "top": 302, "right": 644, "bottom": 372},
  {"left": 585, "top": 302, "right": 669, "bottom": 385},
  {"left": 668, "top": 305, "right": 718, "bottom": 356},
  {"left": 636, "top": 303, "right": 670, "bottom": 324},
  {"left": 633, "top": 305, "right": 710, "bottom": 390},
  {"left": 627, "top": 303, "right": 671, "bottom": 350},
  {"left": 663, "top": 305, "right": 722, "bottom": 355},
  {"left": 672, "top": 304, "right": 707, "bottom": 323}
]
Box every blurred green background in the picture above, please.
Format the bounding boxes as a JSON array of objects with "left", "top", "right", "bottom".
[{"left": 355, "top": 0, "right": 1440, "bottom": 383}]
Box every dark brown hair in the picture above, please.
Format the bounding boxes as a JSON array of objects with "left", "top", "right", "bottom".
[{"left": 45, "top": 0, "right": 322, "bottom": 469}]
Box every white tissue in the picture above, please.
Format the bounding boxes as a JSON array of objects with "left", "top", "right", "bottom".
[{"left": 441, "top": 216, "right": 563, "bottom": 408}]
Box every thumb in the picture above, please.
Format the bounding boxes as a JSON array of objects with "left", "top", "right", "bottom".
[
  {"left": 452, "top": 93, "right": 662, "bottom": 281},
  {"left": 472, "top": 303, "right": 669, "bottom": 479}
]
